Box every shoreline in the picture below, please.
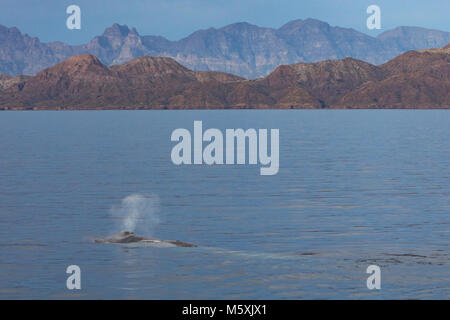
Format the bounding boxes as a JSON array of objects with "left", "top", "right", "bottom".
[{"left": 1, "top": 106, "right": 449, "bottom": 111}]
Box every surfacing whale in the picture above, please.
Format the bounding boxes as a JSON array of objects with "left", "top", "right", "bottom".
[{"left": 94, "top": 231, "right": 197, "bottom": 248}]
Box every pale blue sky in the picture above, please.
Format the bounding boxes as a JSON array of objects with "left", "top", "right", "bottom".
[{"left": 1, "top": 0, "right": 449, "bottom": 44}]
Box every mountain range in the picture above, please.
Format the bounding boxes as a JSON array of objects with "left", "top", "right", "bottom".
[
  {"left": 1, "top": 44, "right": 448, "bottom": 110},
  {"left": 1, "top": 19, "right": 450, "bottom": 78}
]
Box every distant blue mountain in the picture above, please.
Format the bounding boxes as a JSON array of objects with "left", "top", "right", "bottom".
[{"left": 0, "top": 18, "right": 449, "bottom": 78}]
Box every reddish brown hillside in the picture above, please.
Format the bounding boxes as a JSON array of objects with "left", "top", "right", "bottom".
[
  {"left": 337, "top": 45, "right": 450, "bottom": 108},
  {"left": 0, "top": 45, "right": 449, "bottom": 110},
  {"left": 265, "top": 58, "right": 387, "bottom": 106}
]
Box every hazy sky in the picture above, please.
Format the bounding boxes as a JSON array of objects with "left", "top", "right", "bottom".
[{"left": 1, "top": 0, "right": 449, "bottom": 44}]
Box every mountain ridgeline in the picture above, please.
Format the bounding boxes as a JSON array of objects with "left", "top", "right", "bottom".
[
  {"left": 1, "top": 19, "right": 450, "bottom": 78},
  {"left": 1, "top": 44, "right": 449, "bottom": 109}
]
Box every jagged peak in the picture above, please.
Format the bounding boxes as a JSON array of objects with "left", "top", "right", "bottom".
[
  {"left": 182, "top": 21, "right": 262, "bottom": 40},
  {"left": 102, "top": 23, "right": 131, "bottom": 37},
  {"left": 0, "top": 24, "right": 27, "bottom": 38},
  {"left": 35, "top": 54, "right": 111, "bottom": 78},
  {"left": 220, "top": 21, "right": 261, "bottom": 32},
  {"left": 278, "top": 18, "right": 330, "bottom": 32}
]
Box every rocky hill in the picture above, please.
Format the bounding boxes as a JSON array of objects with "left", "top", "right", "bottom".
[
  {"left": 0, "top": 44, "right": 448, "bottom": 110},
  {"left": 336, "top": 44, "right": 450, "bottom": 108}
]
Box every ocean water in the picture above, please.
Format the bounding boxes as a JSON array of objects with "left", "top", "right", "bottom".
[{"left": 0, "top": 110, "right": 449, "bottom": 299}]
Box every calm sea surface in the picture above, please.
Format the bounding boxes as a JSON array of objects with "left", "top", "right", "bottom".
[{"left": 0, "top": 110, "right": 449, "bottom": 299}]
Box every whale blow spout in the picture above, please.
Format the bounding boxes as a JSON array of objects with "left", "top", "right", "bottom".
[{"left": 94, "top": 231, "right": 197, "bottom": 248}]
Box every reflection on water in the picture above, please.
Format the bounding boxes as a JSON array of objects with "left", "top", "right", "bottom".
[{"left": 0, "top": 110, "right": 449, "bottom": 299}]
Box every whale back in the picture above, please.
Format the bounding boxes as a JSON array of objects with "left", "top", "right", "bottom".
[
  {"left": 95, "top": 231, "right": 197, "bottom": 247},
  {"left": 95, "top": 231, "right": 145, "bottom": 243}
]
